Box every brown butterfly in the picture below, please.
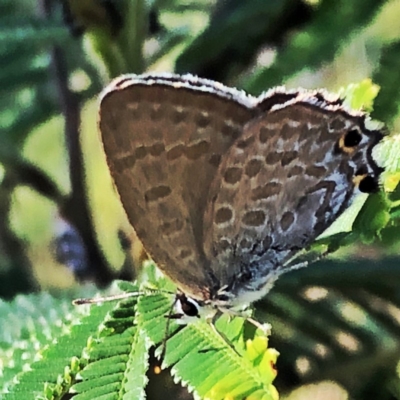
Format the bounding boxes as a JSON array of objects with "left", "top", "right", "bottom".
[{"left": 99, "top": 73, "right": 383, "bottom": 321}]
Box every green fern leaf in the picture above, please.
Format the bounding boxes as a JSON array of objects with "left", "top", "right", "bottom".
[
  {"left": 135, "top": 283, "right": 278, "bottom": 400},
  {"left": 0, "top": 291, "right": 89, "bottom": 393},
  {"left": 3, "top": 299, "right": 114, "bottom": 399},
  {"left": 72, "top": 294, "right": 150, "bottom": 400}
]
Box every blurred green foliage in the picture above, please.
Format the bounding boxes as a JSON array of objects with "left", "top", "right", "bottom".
[{"left": 1, "top": 0, "right": 400, "bottom": 399}]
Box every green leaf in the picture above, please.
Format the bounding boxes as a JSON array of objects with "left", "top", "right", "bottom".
[
  {"left": 65, "top": 285, "right": 149, "bottom": 400},
  {"left": 338, "top": 79, "right": 380, "bottom": 111},
  {"left": 3, "top": 296, "right": 114, "bottom": 399},
  {"left": 372, "top": 40, "right": 400, "bottom": 124},
  {"left": 0, "top": 18, "right": 69, "bottom": 47},
  {"left": 0, "top": 291, "right": 89, "bottom": 393},
  {"left": 3, "top": 279, "right": 275, "bottom": 400},
  {"left": 352, "top": 192, "right": 391, "bottom": 242},
  {"left": 374, "top": 134, "right": 400, "bottom": 192},
  {"left": 136, "top": 286, "right": 278, "bottom": 400}
]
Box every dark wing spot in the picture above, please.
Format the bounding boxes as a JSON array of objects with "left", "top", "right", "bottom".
[
  {"left": 171, "top": 109, "right": 188, "bottom": 124},
  {"left": 288, "top": 165, "right": 304, "bottom": 177},
  {"left": 243, "top": 210, "right": 266, "bottom": 227},
  {"left": 195, "top": 113, "right": 211, "bottom": 128},
  {"left": 239, "top": 238, "right": 252, "bottom": 250},
  {"left": 259, "top": 126, "right": 273, "bottom": 143},
  {"left": 160, "top": 219, "right": 184, "bottom": 235},
  {"left": 280, "top": 123, "right": 295, "bottom": 140},
  {"left": 135, "top": 146, "right": 147, "bottom": 159},
  {"left": 216, "top": 239, "right": 230, "bottom": 252},
  {"left": 185, "top": 140, "right": 211, "bottom": 160},
  {"left": 224, "top": 167, "right": 242, "bottom": 184},
  {"left": 280, "top": 211, "right": 295, "bottom": 231},
  {"left": 245, "top": 159, "right": 263, "bottom": 177},
  {"left": 209, "top": 154, "right": 222, "bottom": 167},
  {"left": 145, "top": 185, "right": 172, "bottom": 202},
  {"left": 237, "top": 136, "right": 255, "bottom": 149},
  {"left": 221, "top": 123, "right": 240, "bottom": 139},
  {"left": 281, "top": 151, "right": 299, "bottom": 166},
  {"left": 215, "top": 207, "right": 233, "bottom": 224},
  {"left": 167, "top": 144, "right": 184, "bottom": 160},
  {"left": 252, "top": 182, "right": 281, "bottom": 200},
  {"left": 148, "top": 142, "right": 165, "bottom": 156},
  {"left": 265, "top": 152, "right": 282, "bottom": 165},
  {"left": 114, "top": 154, "right": 136, "bottom": 171}
]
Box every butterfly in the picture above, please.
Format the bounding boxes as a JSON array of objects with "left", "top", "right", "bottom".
[{"left": 99, "top": 73, "right": 383, "bottom": 321}]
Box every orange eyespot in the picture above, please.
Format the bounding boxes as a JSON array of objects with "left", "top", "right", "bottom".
[
  {"left": 353, "top": 173, "right": 379, "bottom": 193},
  {"left": 353, "top": 173, "right": 368, "bottom": 187},
  {"left": 338, "top": 129, "right": 362, "bottom": 153}
]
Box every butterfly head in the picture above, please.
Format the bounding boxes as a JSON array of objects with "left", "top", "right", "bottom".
[{"left": 174, "top": 274, "right": 276, "bottom": 323}]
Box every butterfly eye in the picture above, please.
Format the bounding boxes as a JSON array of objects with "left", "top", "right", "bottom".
[
  {"left": 344, "top": 129, "right": 362, "bottom": 148},
  {"left": 179, "top": 296, "right": 200, "bottom": 317}
]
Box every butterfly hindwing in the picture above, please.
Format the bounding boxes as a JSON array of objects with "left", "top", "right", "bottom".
[{"left": 204, "top": 93, "right": 383, "bottom": 298}]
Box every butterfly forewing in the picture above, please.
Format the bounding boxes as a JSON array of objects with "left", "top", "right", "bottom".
[
  {"left": 100, "top": 74, "right": 260, "bottom": 299},
  {"left": 204, "top": 94, "right": 383, "bottom": 298}
]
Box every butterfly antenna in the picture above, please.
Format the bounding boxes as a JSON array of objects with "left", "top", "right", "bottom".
[
  {"left": 73, "top": 287, "right": 175, "bottom": 305},
  {"left": 72, "top": 291, "right": 142, "bottom": 305}
]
